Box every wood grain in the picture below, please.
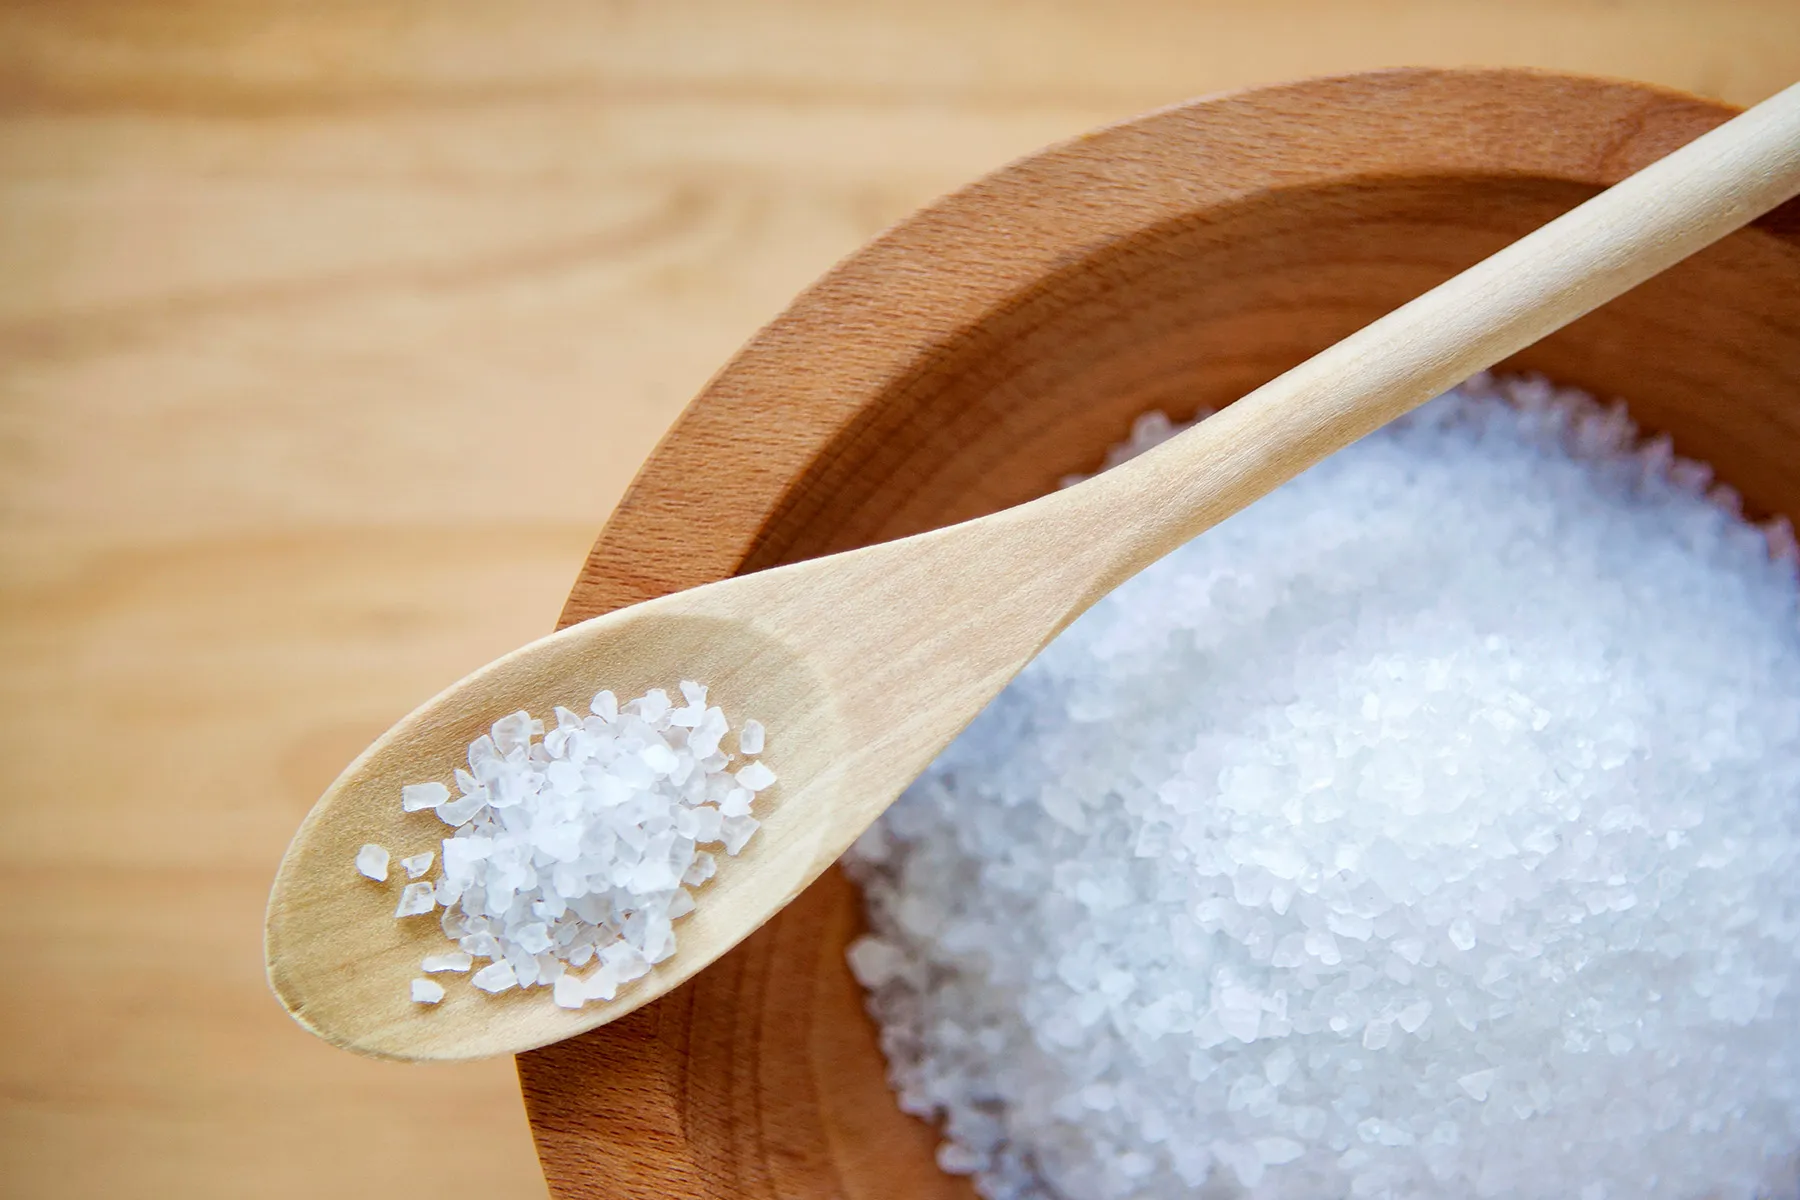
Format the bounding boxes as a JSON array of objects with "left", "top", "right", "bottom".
[
  {"left": 520, "top": 69, "right": 1800, "bottom": 1200},
  {"left": 5, "top": 1, "right": 1800, "bottom": 1197}
]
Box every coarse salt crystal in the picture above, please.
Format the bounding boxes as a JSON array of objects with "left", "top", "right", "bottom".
[
  {"left": 1397, "top": 999, "right": 1433, "bottom": 1034},
  {"left": 393, "top": 882, "right": 437, "bottom": 918},
  {"left": 410, "top": 978, "right": 445, "bottom": 1004},
  {"left": 1458, "top": 1069, "right": 1500, "bottom": 1102},
  {"left": 472, "top": 961, "right": 517, "bottom": 993},
  {"left": 736, "top": 761, "right": 776, "bottom": 792},
  {"left": 602, "top": 942, "right": 650, "bottom": 984},
  {"left": 582, "top": 964, "right": 621, "bottom": 1003},
  {"left": 722, "top": 815, "right": 760, "bottom": 856},
  {"left": 355, "top": 843, "right": 390, "bottom": 882},
  {"left": 421, "top": 951, "right": 473, "bottom": 973},
  {"left": 552, "top": 972, "right": 586, "bottom": 1009},
  {"left": 435, "top": 794, "right": 485, "bottom": 826},
  {"left": 402, "top": 782, "right": 449, "bottom": 812},
  {"left": 635, "top": 689, "right": 671, "bottom": 723},
  {"left": 641, "top": 744, "right": 679, "bottom": 776},
  {"left": 682, "top": 852, "right": 717, "bottom": 887}
]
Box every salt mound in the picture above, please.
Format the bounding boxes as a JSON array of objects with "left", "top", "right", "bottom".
[
  {"left": 845, "top": 374, "right": 1800, "bottom": 1200},
  {"left": 357, "top": 682, "right": 774, "bottom": 1008}
]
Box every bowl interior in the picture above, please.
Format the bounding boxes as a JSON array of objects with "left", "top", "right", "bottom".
[{"left": 520, "top": 69, "right": 1800, "bottom": 1199}]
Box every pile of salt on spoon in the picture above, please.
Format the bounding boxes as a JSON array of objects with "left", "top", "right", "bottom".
[{"left": 355, "top": 682, "right": 772, "bottom": 1009}]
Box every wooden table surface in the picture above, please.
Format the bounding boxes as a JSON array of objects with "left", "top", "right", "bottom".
[{"left": 3, "top": 2, "right": 1795, "bottom": 1195}]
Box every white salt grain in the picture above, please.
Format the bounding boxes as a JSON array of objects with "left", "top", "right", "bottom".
[
  {"left": 739, "top": 719, "right": 766, "bottom": 756},
  {"left": 393, "top": 882, "right": 437, "bottom": 918},
  {"left": 410, "top": 978, "right": 444, "bottom": 1004},
  {"left": 721, "top": 815, "right": 760, "bottom": 856},
  {"left": 1458, "top": 1068, "right": 1500, "bottom": 1102},
  {"left": 635, "top": 688, "right": 671, "bottom": 724},
  {"left": 434, "top": 794, "right": 485, "bottom": 826},
  {"left": 471, "top": 961, "right": 516, "bottom": 993},
  {"left": 682, "top": 852, "right": 717, "bottom": 887},
  {"left": 355, "top": 843, "right": 390, "bottom": 882},
  {"left": 736, "top": 761, "right": 776, "bottom": 792},
  {"left": 845, "top": 376, "right": 1800, "bottom": 1200},
  {"left": 401, "top": 782, "right": 449, "bottom": 812},
  {"left": 581, "top": 964, "right": 620, "bottom": 1003},
  {"left": 640, "top": 743, "right": 679, "bottom": 776},
  {"left": 552, "top": 972, "right": 586, "bottom": 1009},
  {"left": 379, "top": 687, "right": 768, "bottom": 1011},
  {"left": 421, "top": 951, "right": 472, "bottom": 973},
  {"left": 602, "top": 942, "right": 651, "bottom": 984},
  {"left": 1396, "top": 999, "right": 1432, "bottom": 1034}
]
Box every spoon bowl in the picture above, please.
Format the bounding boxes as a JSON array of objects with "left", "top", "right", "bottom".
[
  {"left": 266, "top": 588, "right": 833, "bottom": 1058},
  {"left": 267, "top": 513, "right": 1077, "bottom": 1059}
]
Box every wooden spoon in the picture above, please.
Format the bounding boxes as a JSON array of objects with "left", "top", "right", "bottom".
[{"left": 267, "top": 81, "right": 1800, "bottom": 1062}]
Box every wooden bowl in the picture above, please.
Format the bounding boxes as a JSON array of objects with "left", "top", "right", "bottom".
[{"left": 518, "top": 68, "right": 1800, "bottom": 1198}]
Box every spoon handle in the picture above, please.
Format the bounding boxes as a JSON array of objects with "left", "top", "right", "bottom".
[{"left": 1073, "top": 80, "right": 1800, "bottom": 586}]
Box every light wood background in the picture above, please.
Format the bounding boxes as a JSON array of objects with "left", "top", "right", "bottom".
[{"left": 2, "top": 2, "right": 1795, "bottom": 1196}]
